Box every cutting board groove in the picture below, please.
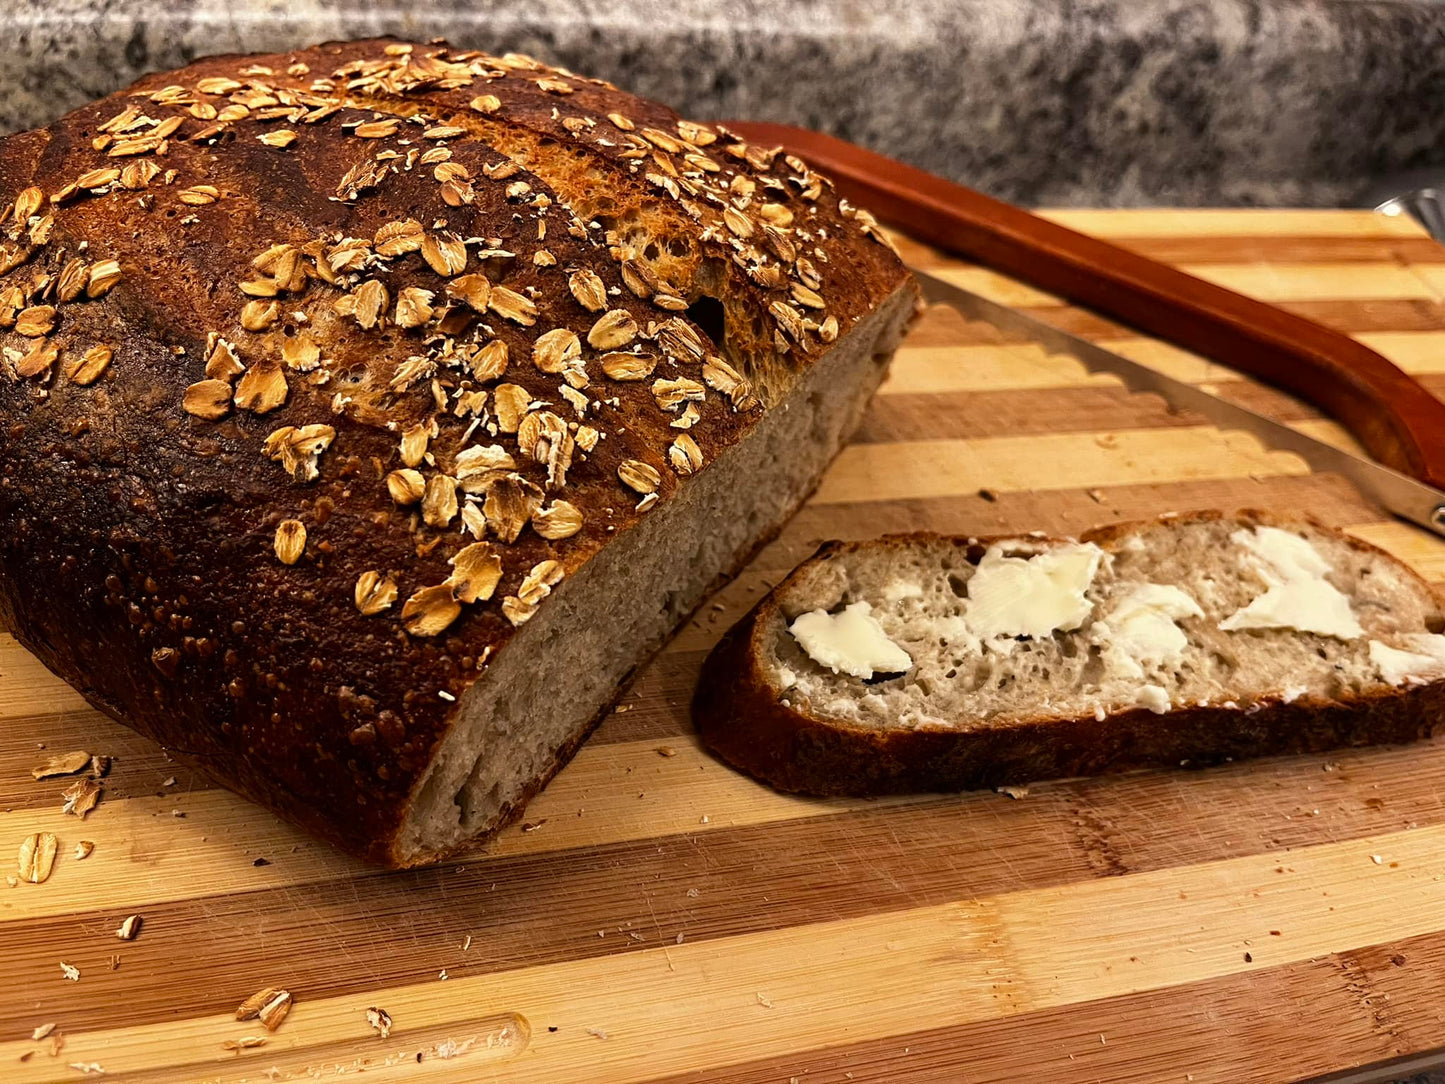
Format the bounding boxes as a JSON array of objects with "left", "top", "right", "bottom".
[{"left": 5, "top": 210, "right": 1445, "bottom": 1084}]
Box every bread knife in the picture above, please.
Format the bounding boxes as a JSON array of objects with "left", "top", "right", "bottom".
[
  {"left": 720, "top": 121, "right": 1445, "bottom": 539},
  {"left": 913, "top": 267, "right": 1445, "bottom": 539}
]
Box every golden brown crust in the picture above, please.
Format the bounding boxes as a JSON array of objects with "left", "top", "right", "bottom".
[
  {"left": 0, "top": 40, "right": 910, "bottom": 863},
  {"left": 693, "top": 512, "right": 1445, "bottom": 796}
]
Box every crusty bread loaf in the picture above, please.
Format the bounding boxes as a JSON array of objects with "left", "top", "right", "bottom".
[
  {"left": 694, "top": 512, "right": 1445, "bottom": 795},
  {"left": 0, "top": 40, "right": 917, "bottom": 865}
]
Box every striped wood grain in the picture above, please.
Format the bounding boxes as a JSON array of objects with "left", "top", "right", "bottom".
[{"left": 6, "top": 210, "right": 1445, "bottom": 1084}]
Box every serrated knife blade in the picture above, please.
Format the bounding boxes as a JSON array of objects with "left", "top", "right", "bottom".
[{"left": 914, "top": 268, "right": 1445, "bottom": 539}]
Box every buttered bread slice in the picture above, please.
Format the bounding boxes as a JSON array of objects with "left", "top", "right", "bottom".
[{"left": 694, "top": 512, "right": 1445, "bottom": 795}]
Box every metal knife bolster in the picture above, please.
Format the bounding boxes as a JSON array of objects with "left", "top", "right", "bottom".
[{"left": 914, "top": 270, "right": 1445, "bottom": 539}]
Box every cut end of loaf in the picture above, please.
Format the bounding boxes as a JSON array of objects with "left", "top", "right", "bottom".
[
  {"left": 391, "top": 281, "right": 918, "bottom": 865},
  {"left": 694, "top": 511, "right": 1445, "bottom": 797}
]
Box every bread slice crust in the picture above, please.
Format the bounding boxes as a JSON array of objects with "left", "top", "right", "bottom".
[{"left": 693, "top": 511, "right": 1445, "bottom": 795}]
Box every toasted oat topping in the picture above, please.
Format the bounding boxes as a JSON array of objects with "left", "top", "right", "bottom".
[
  {"left": 264, "top": 424, "right": 335, "bottom": 481},
  {"left": 532, "top": 499, "right": 583, "bottom": 539},
  {"left": 668, "top": 433, "right": 703, "bottom": 475},
  {"left": 401, "top": 583, "right": 461, "bottom": 637},
  {"left": 273, "top": 519, "right": 307, "bottom": 565},
  {"left": 64, "top": 344, "right": 112, "bottom": 385},
  {"left": 587, "top": 309, "right": 638, "bottom": 350},
  {"left": 618, "top": 459, "right": 660, "bottom": 494},
  {"left": 233, "top": 364, "right": 288, "bottom": 412},
  {"left": 183, "top": 379, "right": 233, "bottom": 420},
  {"left": 568, "top": 269, "right": 608, "bottom": 312},
  {"left": 355, "top": 571, "right": 399, "bottom": 615},
  {"left": 448, "top": 542, "right": 503, "bottom": 603},
  {"left": 386, "top": 468, "right": 426, "bottom": 505},
  {"left": 0, "top": 38, "right": 879, "bottom": 645}
]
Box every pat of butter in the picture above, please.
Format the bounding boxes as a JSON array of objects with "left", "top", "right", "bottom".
[
  {"left": 1100, "top": 583, "right": 1204, "bottom": 678},
  {"left": 1220, "top": 579, "right": 1362, "bottom": 639},
  {"left": 964, "top": 542, "right": 1105, "bottom": 641},
  {"left": 1137, "top": 684, "right": 1171, "bottom": 714},
  {"left": 1370, "top": 634, "right": 1445, "bottom": 685},
  {"left": 1239, "top": 525, "right": 1332, "bottom": 583},
  {"left": 789, "top": 601, "right": 913, "bottom": 680},
  {"left": 1220, "top": 527, "right": 1362, "bottom": 640}
]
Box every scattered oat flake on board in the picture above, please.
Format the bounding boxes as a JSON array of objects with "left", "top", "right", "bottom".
[
  {"left": 256, "top": 990, "right": 293, "bottom": 1031},
  {"left": 366, "top": 1007, "right": 393, "bottom": 1038},
  {"left": 61, "top": 777, "right": 102, "bottom": 817},
  {"left": 236, "top": 986, "right": 287, "bottom": 1023},
  {"left": 996, "top": 785, "right": 1029, "bottom": 799},
  {"left": 60, "top": 962, "right": 80, "bottom": 981},
  {"left": 30, "top": 751, "right": 91, "bottom": 779},
  {"left": 586, "top": 1028, "right": 609, "bottom": 1040},
  {"left": 115, "top": 914, "right": 142, "bottom": 940},
  {"left": 18, "top": 831, "right": 58, "bottom": 883},
  {"left": 1371, "top": 854, "right": 1384, "bottom": 865},
  {"left": 755, "top": 993, "right": 773, "bottom": 1008},
  {"left": 222, "top": 1036, "right": 266, "bottom": 1052},
  {"left": 68, "top": 1063, "right": 104, "bottom": 1075},
  {"left": 31, "top": 1022, "right": 55, "bottom": 1041},
  {"left": 655, "top": 746, "right": 677, "bottom": 757}
]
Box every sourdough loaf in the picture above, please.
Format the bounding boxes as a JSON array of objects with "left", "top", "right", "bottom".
[
  {"left": 0, "top": 40, "right": 917, "bottom": 865},
  {"left": 694, "top": 512, "right": 1445, "bottom": 794}
]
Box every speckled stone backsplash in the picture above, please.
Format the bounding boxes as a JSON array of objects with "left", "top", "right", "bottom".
[{"left": 7, "top": 0, "right": 1445, "bottom": 206}]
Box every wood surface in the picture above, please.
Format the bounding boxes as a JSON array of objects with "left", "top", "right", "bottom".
[
  {"left": 6, "top": 210, "right": 1445, "bottom": 1083},
  {"left": 728, "top": 122, "right": 1445, "bottom": 490}
]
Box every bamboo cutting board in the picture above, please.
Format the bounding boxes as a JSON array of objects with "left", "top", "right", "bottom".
[{"left": 6, "top": 209, "right": 1445, "bottom": 1084}]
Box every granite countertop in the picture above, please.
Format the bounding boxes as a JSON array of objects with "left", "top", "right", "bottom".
[{"left": 7, "top": 1, "right": 1445, "bottom": 204}]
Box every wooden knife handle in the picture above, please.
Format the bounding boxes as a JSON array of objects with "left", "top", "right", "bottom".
[{"left": 724, "top": 121, "right": 1445, "bottom": 489}]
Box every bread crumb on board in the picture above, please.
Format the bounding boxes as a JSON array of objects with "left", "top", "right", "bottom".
[
  {"left": 222, "top": 1036, "right": 266, "bottom": 1052},
  {"left": 366, "top": 1007, "right": 393, "bottom": 1038}
]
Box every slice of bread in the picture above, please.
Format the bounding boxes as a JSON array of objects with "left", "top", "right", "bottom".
[{"left": 693, "top": 512, "right": 1445, "bottom": 795}]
